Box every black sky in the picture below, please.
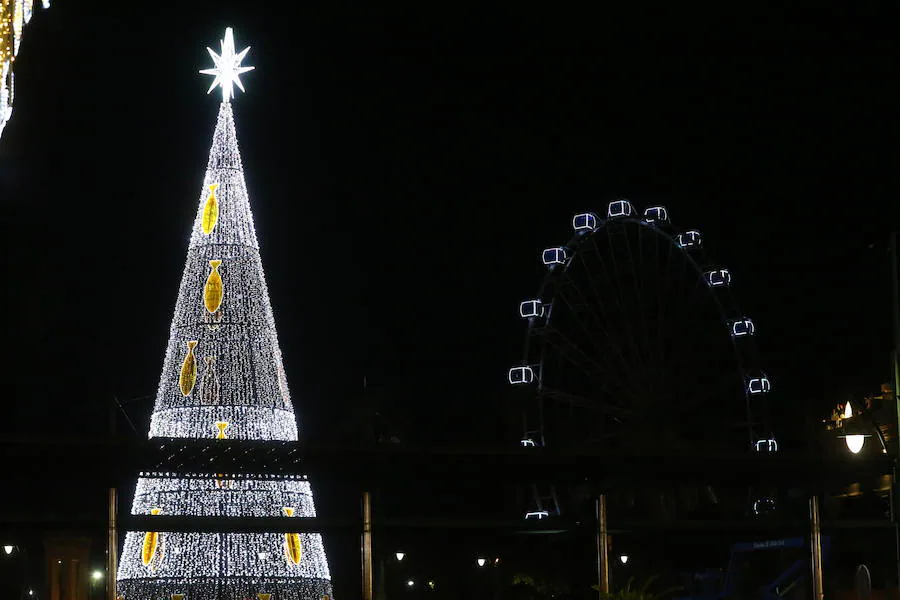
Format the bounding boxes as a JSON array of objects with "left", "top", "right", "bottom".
[{"left": 1, "top": 1, "right": 898, "bottom": 449}]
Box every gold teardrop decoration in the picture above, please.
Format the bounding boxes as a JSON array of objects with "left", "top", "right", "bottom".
[
  {"left": 178, "top": 341, "right": 198, "bottom": 397},
  {"left": 214, "top": 421, "right": 229, "bottom": 439},
  {"left": 201, "top": 183, "right": 220, "bottom": 235},
  {"left": 283, "top": 507, "right": 302, "bottom": 565},
  {"left": 199, "top": 356, "right": 220, "bottom": 405},
  {"left": 204, "top": 260, "right": 223, "bottom": 314},
  {"left": 257, "top": 595, "right": 272, "bottom": 600},
  {"left": 141, "top": 508, "right": 162, "bottom": 566}
]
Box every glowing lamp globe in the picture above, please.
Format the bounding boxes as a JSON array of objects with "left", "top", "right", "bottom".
[{"left": 846, "top": 435, "right": 865, "bottom": 454}]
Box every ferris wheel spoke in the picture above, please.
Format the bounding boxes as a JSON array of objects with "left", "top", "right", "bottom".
[
  {"left": 588, "top": 232, "right": 651, "bottom": 371},
  {"left": 535, "top": 325, "right": 637, "bottom": 399},
  {"left": 607, "top": 224, "right": 658, "bottom": 378},
  {"left": 569, "top": 240, "right": 647, "bottom": 378},
  {"left": 538, "top": 387, "right": 637, "bottom": 420},
  {"left": 552, "top": 276, "right": 642, "bottom": 383}
]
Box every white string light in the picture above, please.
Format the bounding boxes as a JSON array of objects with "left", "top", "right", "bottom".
[{"left": 117, "top": 35, "right": 332, "bottom": 598}]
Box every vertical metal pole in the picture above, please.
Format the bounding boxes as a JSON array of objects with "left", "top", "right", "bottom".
[
  {"left": 107, "top": 488, "right": 118, "bottom": 600},
  {"left": 596, "top": 495, "right": 609, "bottom": 596},
  {"left": 891, "top": 232, "right": 900, "bottom": 457},
  {"left": 809, "top": 494, "right": 824, "bottom": 600},
  {"left": 362, "top": 491, "right": 374, "bottom": 600}
]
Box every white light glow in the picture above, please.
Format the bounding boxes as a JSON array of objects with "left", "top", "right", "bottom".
[
  {"left": 117, "top": 88, "right": 332, "bottom": 599},
  {"left": 476, "top": 558, "right": 486, "bottom": 567},
  {"left": 675, "top": 230, "right": 702, "bottom": 248},
  {"left": 619, "top": 554, "right": 629, "bottom": 565},
  {"left": 508, "top": 366, "right": 535, "bottom": 385},
  {"left": 704, "top": 268, "right": 732, "bottom": 287},
  {"left": 607, "top": 199, "right": 634, "bottom": 218},
  {"left": 199, "top": 27, "right": 254, "bottom": 103},
  {"left": 519, "top": 299, "right": 544, "bottom": 319},
  {"left": 406, "top": 580, "right": 415, "bottom": 587},
  {"left": 0, "top": 0, "right": 50, "bottom": 141},
  {"left": 643, "top": 206, "right": 669, "bottom": 224},
  {"left": 395, "top": 552, "right": 405, "bottom": 562},
  {"left": 2, "top": 545, "right": 12, "bottom": 555},
  {"left": 845, "top": 435, "right": 865, "bottom": 454},
  {"left": 542, "top": 247, "right": 568, "bottom": 266},
  {"left": 572, "top": 212, "right": 598, "bottom": 232},
  {"left": 525, "top": 511, "right": 549, "bottom": 520},
  {"left": 92, "top": 571, "right": 103, "bottom": 581}
]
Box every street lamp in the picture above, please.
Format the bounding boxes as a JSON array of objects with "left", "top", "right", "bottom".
[
  {"left": 2, "top": 545, "right": 14, "bottom": 555},
  {"left": 91, "top": 570, "right": 103, "bottom": 581},
  {"left": 619, "top": 554, "right": 629, "bottom": 565},
  {"left": 476, "top": 558, "right": 486, "bottom": 568},
  {"left": 406, "top": 579, "right": 415, "bottom": 588},
  {"left": 839, "top": 401, "right": 871, "bottom": 454},
  {"left": 395, "top": 552, "right": 405, "bottom": 562}
]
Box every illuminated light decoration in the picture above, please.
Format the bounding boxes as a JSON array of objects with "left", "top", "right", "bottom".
[
  {"left": 199, "top": 27, "right": 254, "bottom": 103},
  {"left": 841, "top": 401, "right": 867, "bottom": 454},
  {"left": 172, "top": 595, "right": 184, "bottom": 600},
  {"left": 117, "top": 28, "right": 332, "bottom": 600},
  {"left": 141, "top": 509, "right": 163, "bottom": 569},
  {"left": 747, "top": 375, "right": 771, "bottom": 395},
  {"left": 542, "top": 247, "right": 567, "bottom": 266},
  {"left": 704, "top": 268, "right": 732, "bottom": 288},
  {"left": 282, "top": 507, "right": 302, "bottom": 565},
  {"left": 525, "top": 511, "right": 549, "bottom": 519},
  {"left": 199, "top": 356, "right": 220, "bottom": 405},
  {"left": 214, "top": 421, "right": 229, "bottom": 439},
  {"left": 3, "top": 545, "right": 13, "bottom": 555},
  {"left": 572, "top": 212, "right": 598, "bottom": 232},
  {"left": 643, "top": 205, "right": 669, "bottom": 224},
  {"left": 519, "top": 299, "right": 544, "bottom": 319},
  {"left": 752, "top": 498, "right": 776, "bottom": 516},
  {"left": 675, "top": 230, "right": 702, "bottom": 248},
  {"left": 520, "top": 438, "right": 536, "bottom": 447},
  {"left": 178, "top": 341, "right": 199, "bottom": 396},
  {"left": 508, "top": 366, "right": 535, "bottom": 385},
  {"left": 258, "top": 594, "right": 272, "bottom": 600},
  {"left": 0, "top": 0, "right": 49, "bottom": 140},
  {"left": 730, "top": 318, "right": 755, "bottom": 338},
  {"left": 619, "top": 554, "right": 629, "bottom": 565},
  {"left": 203, "top": 260, "right": 224, "bottom": 313},
  {"left": 607, "top": 199, "right": 634, "bottom": 218},
  {"left": 754, "top": 438, "right": 778, "bottom": 452},
  {"left": 201, "top": 183, "right": 220, "bottom": 235}
]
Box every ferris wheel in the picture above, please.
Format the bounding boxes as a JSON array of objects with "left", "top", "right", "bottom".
[{"left": 507, "top": 200, "right": 776, "bottom": 519}]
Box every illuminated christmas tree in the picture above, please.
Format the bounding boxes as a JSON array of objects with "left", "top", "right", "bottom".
[{"left": 116, "top": 28, "right": 333, "bottom": 600}]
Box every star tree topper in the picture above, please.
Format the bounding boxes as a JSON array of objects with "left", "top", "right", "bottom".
[{"left": 199, "top": 27, "right": 254, "bottom": 103}]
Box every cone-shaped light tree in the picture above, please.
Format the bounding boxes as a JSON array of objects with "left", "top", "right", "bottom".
[{"left": 116, "top": 28, "right": 333, "bottom": 600}]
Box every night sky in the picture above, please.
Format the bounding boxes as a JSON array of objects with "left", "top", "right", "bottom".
[
  {"left": 0, "top": 0, "right": 897, "bottom": 590},
  {"left": 3, "top": 1, "right": 898, "bottom": 443}
]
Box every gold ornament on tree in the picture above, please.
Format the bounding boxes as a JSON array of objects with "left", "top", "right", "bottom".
[
  {"left": 141, "top": 508, "right": 163, "bottom": 568},
  {"left": 204, "top": 260, "right": 224, "bottom": 314},
  {"left": 257, "top": 595, "right": 272, "bottom": 600},
  {"left": 201, "top": 183, "right": 220, "bottom": 235},
  {"left": 178, "top": 341, "right": 199, "bottom": 396},
  {"left": 282, "top": 507, "right": 302, "bottom": 565},
  {"left": 214, "top": 421, "right": 229, "bottom": 439}
]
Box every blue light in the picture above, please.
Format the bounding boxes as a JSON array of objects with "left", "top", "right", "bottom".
[
  {"left": 643, "top": 205, "right": 669, "bottom": 224},
  {"left": 519, "top": 300, "right": 545, "bottom": 319},
  {"left": 508, "top": 366, "right": 535, "bottom": 385},
  {"left": 675, "top": 230, "right": 702, "bottom": 248},
  {"left": 704, "top": 268, "right": 732, "bottom": 287},
  {"left": 607, "top": 199, "right": 634, "bottom": 218},
  {"left": 542, "top": 247, "right": 567, "bottom": 266},
  {"left": 572, "top": 212, "right": 599, "bottom": 232}
]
